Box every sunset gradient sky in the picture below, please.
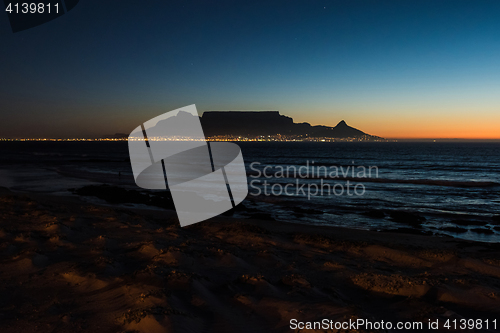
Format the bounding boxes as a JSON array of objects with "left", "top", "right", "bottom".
[{"left": 1, "top": 0, "right": 499, "bottom": 139}]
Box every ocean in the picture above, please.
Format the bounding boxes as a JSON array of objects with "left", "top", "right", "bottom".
[{"left": 1, "top": 141, "right": 499, "bottom": 242}]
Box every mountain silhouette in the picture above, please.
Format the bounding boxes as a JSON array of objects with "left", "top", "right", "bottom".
[
  {"left": 310, "top": 120, "right": 368, "bottom": 138},
  {"left": 201, "top": 111, "right": 294, "bottom": 136},
  {"left": 200, "top": 111, "right": 379, "bottom": 139},
  {"left": 126, "top": 110, "right": 379, "bottom": 139}
]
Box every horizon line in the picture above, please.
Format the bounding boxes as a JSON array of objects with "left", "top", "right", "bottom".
[{"left": 2, "top": 137, "right": 500, "bottom": 142}]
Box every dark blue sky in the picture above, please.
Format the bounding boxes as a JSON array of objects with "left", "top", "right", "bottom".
[{"left": 1, "top": 0, "right": 500, "bottom": 138}]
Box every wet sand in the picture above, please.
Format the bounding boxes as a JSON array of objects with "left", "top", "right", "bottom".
[{"left": 1, "top": 188, "right": 500, "bottom": 332}]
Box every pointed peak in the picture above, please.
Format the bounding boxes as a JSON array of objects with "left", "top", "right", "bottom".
[{"left": 336, "top": 120, "right": 348, "bottom": 126}]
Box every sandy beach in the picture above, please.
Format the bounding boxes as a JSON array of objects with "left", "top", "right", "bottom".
[{"left": 1, "top": 187, "right": 500, "bottom": 332}]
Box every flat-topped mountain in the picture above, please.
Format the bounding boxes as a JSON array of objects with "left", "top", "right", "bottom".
[
  {"left": 201, "top": 111, "right": 294, "bottom": 136},
  {"left": 200, "top": 111, "right": 380, "bottom": 139}
]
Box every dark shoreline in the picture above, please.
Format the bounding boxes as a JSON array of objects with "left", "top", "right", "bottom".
[{"left": 2, "top": 188, "right": 500, "bottom": 332}]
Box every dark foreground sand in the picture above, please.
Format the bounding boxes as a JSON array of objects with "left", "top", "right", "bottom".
[{"left": 1, "top": 188, "right": 500, "bottom": 332}]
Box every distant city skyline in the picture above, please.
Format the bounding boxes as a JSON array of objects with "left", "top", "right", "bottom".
[{"left": 1, "top": 0, "right": 500, "bottom": 139}]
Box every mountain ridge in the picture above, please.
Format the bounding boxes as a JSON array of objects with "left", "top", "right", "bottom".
[{"left": 200, "top": 111, "right": 380, "bottom": 139}]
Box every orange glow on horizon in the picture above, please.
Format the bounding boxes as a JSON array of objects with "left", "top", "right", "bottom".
[
  {"left": 365, "top": 118, "right": 500, "bottom": 140},
  {"left": 291, "top": 108, "right": 500, "bottom": 140}
]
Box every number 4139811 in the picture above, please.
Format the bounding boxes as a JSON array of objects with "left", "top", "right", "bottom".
[
  {"left": 444, "top": 319, "right": 497, "bottom": 330},
  {"left": 5, "top": 3, "right": 60, "bottom": 14}
]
